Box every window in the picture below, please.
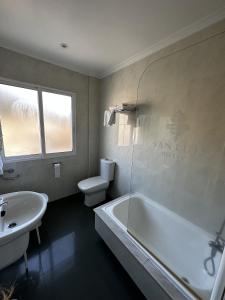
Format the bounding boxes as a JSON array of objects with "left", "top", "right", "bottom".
[
  {"left": 0, "top": 84, "right": 41, "bottom": 157},
  {"left": 0, "top": 80, "right": 75, "bottom": 160},
  {"left": 42, "top": 91, "right": 73, "bottom": 154}
]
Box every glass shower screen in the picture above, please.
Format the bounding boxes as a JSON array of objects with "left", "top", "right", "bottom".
[{"left": 127, "top": 31, "right": 225, "bottom": 300}]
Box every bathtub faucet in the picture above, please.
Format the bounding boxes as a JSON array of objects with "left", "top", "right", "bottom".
[
  {"left": 204, "top": 220, "right": 225, "bottom": 276},
  {"left": 209, "top": 236, "right": 225, "bottom": 253}
]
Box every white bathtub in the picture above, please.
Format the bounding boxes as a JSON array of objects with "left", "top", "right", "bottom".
[{"left": 95, "top": 193, "right": 224, "bottom": 300}]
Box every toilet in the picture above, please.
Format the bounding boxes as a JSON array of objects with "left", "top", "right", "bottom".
[{"left": 78, "top": 159, "right": 115, "bottom": 207}]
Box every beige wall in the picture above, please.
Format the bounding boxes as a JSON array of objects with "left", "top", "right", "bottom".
[
  {"left": 88, "top": 77, "right": 100, "bottom": 177},
  {"left": 0, "top": 47, "right": 100, "bottom": 201},
  {"left": 99, "top": 19, "right": 225, "bottom": 234}
]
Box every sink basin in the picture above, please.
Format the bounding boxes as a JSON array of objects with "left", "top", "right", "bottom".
[{"left": 0, "top": 191, "right": 48, "bottom": 270}]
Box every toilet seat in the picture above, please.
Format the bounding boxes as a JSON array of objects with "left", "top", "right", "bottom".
[{"left": 78, "top": 176, "right": 109, "bottom": 193}]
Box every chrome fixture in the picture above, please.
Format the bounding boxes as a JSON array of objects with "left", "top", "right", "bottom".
[
  {"left": 204, "top": 219, "right": 225, "bottom": 276},
  {"left": 0, "top": 198, "right": 8, "bottom": 232},
  {"left": 209, "top": 237, "right": 225, "bottom": 253},
  {"left": 0, "top": 168, "right": 20, "bottom": 180},
  {"left": 0, "top": 199, "right": 8, "bottom": 213}
]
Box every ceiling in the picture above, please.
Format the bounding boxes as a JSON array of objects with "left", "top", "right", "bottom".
[{"left": 0, "top": 0, "right": 225, "bottom": 78}]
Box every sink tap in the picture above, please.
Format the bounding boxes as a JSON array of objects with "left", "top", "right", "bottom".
[{"left": 0, "top": 197, "right": 8, "bottom": 232}]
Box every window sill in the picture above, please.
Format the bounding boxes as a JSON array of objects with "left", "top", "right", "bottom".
[{"left": 4, "top": 151, "right": 76, "bottom": 163}]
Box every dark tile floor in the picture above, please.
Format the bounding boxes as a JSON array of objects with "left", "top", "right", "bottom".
[{"left": 0, "top": 194, "right": 146, "bottom": 300}]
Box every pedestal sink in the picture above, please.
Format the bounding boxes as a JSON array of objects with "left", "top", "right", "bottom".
[{"left": 0, "top": 191, "right": 48, "bottom": 270}]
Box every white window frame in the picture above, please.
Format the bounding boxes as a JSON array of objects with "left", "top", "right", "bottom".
[{"left": 0, "top": 77, "right": 76, "bottom": 162}]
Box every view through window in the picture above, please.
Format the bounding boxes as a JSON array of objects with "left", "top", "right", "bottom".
[{"left": 0, "top": 82, "right": 74, "bottom": 158}]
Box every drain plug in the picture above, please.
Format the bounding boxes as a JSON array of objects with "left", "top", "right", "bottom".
[{"left": 8, "top": 222, "right": 17, "bottom": 229}]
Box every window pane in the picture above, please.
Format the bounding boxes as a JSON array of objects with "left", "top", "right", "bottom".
[
  {"left": 42, "top": 91, "right": 73, "bottom": 153},
  {"left": 0, "top": 84, "right": 41, "bottom": 157}
]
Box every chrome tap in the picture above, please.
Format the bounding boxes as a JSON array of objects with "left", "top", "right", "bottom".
[
  {"left": 0, "top": 197, "right": 8, "bottom": 231},
  {"left": 204, "top": 218, "right": 225, "bottom": 276},
  {"left": 209, "top": 218, "right": 225, "bottom": 254},
  {"left": 209, "top": 236, "right": 225, "bottom": 253}
]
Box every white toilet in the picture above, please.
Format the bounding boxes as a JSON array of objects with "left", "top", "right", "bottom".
[{"left": 78, "top": 159, "right": 115, "bottom": 207}]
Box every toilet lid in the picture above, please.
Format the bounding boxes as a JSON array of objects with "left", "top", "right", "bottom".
[{"left": 78, "top": 176, "right": 109, "bottom": 193}]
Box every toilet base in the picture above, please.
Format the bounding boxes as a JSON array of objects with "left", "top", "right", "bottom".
[{"left": 84, "top": 190, "right": 106, "bottom": 207}]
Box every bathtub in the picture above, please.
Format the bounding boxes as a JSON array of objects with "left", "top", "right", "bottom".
[{"left": 94, "top": 193, "right": 224, "bottom": 300}]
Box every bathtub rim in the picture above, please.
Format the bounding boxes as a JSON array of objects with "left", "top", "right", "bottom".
[{"left": 95, "top": 193, "right": 225, "bottom": 300}]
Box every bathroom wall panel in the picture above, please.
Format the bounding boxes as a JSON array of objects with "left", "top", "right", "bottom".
[
  {"left": 88, "top": 77, "right": 100, "bottom": 177},
  {"left": 0, "top": 47, "right": 100, "bottom": 201}
]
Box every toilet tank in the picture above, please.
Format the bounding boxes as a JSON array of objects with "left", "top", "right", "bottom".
[{"left": 100, "top": 159, "right": 115, "bottom": 182}]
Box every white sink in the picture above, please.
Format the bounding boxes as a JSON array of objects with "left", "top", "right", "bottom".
[{"left": 0, "top": 191, "right": 48, "bottom": 270}]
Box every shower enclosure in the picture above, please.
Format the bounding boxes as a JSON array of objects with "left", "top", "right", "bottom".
[{"left": 126, "top": 27, "right": 225, "bottom": 300}]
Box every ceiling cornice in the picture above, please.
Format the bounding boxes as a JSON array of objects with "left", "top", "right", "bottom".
[{"left": 98, "top": 7, "right": 225, "bottom": 79}]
